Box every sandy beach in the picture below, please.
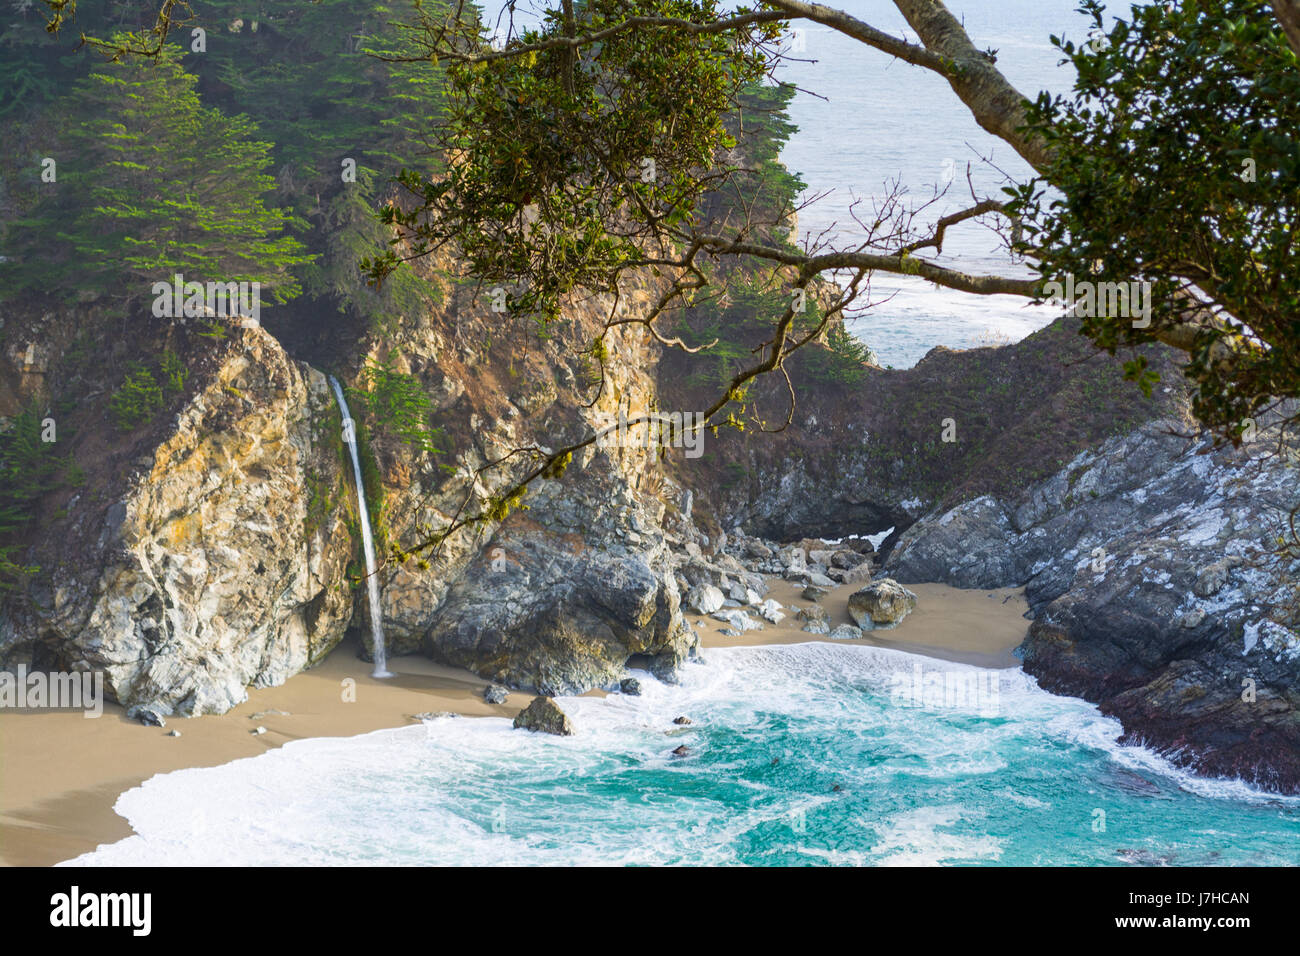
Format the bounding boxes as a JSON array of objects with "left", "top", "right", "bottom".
[
  {"left": 692, "top": 579, "right": 1029, "bottom": 668},
  {"left": 0, "top": 579, "right": 1028, "bottom": 867}
]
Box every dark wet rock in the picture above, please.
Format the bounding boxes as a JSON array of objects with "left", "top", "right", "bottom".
[
  {"left": 671, "top": 744, "right": 690, "bottom": 757},
  {"left": 512, "top": 696, "right": 575, "bottom": 736},
  {"left": 885, "top": 416, "right": 1300, "bottom": 793},
  {"left": 126, "top": 705, "right": 165, "bottom": 728},
  {"left": 424, "top": 519, "right": 695, "bottom": 697},
  {"left": 619, "top": 677, "right": 642, "bottom": 696},
  {"left": 483, "top": 683, "right": 509, "bottom": 705},
  {"left": 673, "top": 715, "right": 692, "bottom": 725}
]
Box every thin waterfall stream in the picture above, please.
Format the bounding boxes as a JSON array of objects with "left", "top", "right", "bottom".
[{"left": 329, "top": 375, "right": 392, "bottom": 678}]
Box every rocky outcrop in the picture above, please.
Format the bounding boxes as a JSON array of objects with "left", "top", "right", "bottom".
[
  {"left": 0, "top": 327, "right": 354, "bottom": 716},
  {"left": 883, "top": 416, "right": 1300, "bottom": 792},
  {"left": 512, "top": 696, "right": 575, "bottom": 736},
  {"left": 422, "top": 511, "right": 692, "bottom": 694},
  {"left": 846, "top": 579, "right": 918, "bottom": 630}
]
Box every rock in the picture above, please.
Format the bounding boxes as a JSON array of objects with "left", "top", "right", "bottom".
[
  {"left": 423, "top": 521, "right": 695, "bottom": 697},
  {"left": 847, "top": 579, "right": 918, "bottom": 629},
  {"left": 797, "top": 605, "right": 828, "bottom": 624},
  {"left": 711, "top": 609, "right": 762, "bottom": 632},
  {"left": 410, "top": 711, "right": 458, "bottom": 721},
  {"left": 483, "top": 683, "right": 509, "bottom": 704},
  {"left": 512, "top": 696, "right": 575, "bottom": 736},
  {"left": 878, "top": 413, "right": 1300, "bottom": 792},
  {"left": 251, "top": 726, "right": 267, "bottom": 735},
  {"left": 782, "top": 546, "right": 808, "bottom": 572},
  {"left": 619, "top": 677, "right": 642, "bottom": 696},
  {"left": 801, "top": 619, "right": 831, "bottom": 634},
  {"left": 126, "top": 706, "right": 165, "bottom": 728},
  {"left": 166, "top": 730, "right": 181, "bottom": 737},
  {"left": 808, "top": 549, "right": 837, "bottom": 566},
  {"left": 807, "top": 572, "right": 837, "bottom": 588},
  {"left": 671, "top": 744, "right": 690, "bottom": 757},
  {"left": 831, "top": 550, "right": 869, "bottom": 569},
  {"left": 829, "top": 564, "right": 873, "bottom": 586},
  {"left": 757, "top": 599, "right": 785, "bottom": 624},
  {"left": 1193, "top": 560, "right": 1234, "bottom": 598},
  {"left": 685, "top": 584, "right": 725, "bottom": 615},
  {"left": 801, "top": 585, "right": 828, "bottom": 602},
  {"left": 0, "top": 330, "right": 356, "bottom": 717},
  {"left": 828, "top": 624, "right": 864, "bottom": 641},
  {"left": 727, "top": 581, "right": 748, "bottom": 603},
  {"left": 673, "top": 715, "right": 692, "bottom": 725},
  {"left": 248, "top": 709, "right": 289, "bottom": 720}
]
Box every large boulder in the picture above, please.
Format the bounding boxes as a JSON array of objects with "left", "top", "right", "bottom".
[
  {"left": 0, "top": 328, "right": 354, "bottom": 716},
  {"left": 685, "top": 584, "right": 725, "bottom": 615},
  {"left": 513, "top": 696, "right": 575, "bottom": 736},
  {"left": 847, "top": 579, "right": 918, "bottom": 630},
  {"left": 423, "top": 518, "right": 695, "bottom": 696}
]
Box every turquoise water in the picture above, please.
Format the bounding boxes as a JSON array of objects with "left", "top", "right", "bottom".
[{"left": 65, "top": 643, "right": 1300, "bottom": 866}]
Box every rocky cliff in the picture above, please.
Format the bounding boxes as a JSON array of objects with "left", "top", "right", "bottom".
[
  {"left": 0, "top": 323, "right": 353, "bottom": 715},
  {"left": 671, "top": 318, "right": 1299, "bottom": 793},
  {"left": 3, "top": 293, "right": 1296, "bottom": 795},
  {"left": 0, "top": 261, "right": 697, "bottom": 712}
]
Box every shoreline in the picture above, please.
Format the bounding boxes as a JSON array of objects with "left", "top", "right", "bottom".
[{"left": 0, "top": 579, "right": 1029, "bottom": 867}]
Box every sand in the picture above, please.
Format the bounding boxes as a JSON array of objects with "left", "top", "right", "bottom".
[
  {"left": 0, "top": 579, "right": 1029, "bottom": 867},
  {"left": 0, "top": 641, "right": 537, "bottom": 867},
  {"left": 693, "top": 578, "right": 1030, "bottom": 669}
]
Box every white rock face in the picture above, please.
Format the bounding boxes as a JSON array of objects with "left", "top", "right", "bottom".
[
  {"left": 757, "top": 599, "right": 785, "bottom": 624},
  {"left": 2, "top": 329, "right": 355, "bottom": 716},
  {"left": 686, "top": 584, "right": 725, "bottom": 615}
]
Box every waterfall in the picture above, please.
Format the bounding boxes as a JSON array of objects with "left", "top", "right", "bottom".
[{"left": 329, "top": 376, "right": 392, "bottom": 678}]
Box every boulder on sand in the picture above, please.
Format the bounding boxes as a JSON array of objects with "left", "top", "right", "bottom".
[
  {"left": 847, "top": 579, "right": 918, "bottom": 630},
  {"left": 513, "top": 696, "right": 575, "bottom": 736},
  {"left": 685, "top": 583, "right": 725, "bottom": 615}
]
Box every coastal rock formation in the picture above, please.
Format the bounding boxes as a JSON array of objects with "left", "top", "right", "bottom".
[
  {"left": 512, "top": 696, "right": 575, "bottom": 736},
  {"left": 847, "top": 579, "right": 918, "bottom": 630},
  {"left": 0, "top": 327, "right": 354, "bottom": 716},
  {"left": 675, "top": 317, "right": 1298, "bottom": 791},
  {"left": 884, "top": 417, "right": 1300, "bottom": 791},
  {"left": 422, "top": 513, "right": 692, "bottom": 694}
]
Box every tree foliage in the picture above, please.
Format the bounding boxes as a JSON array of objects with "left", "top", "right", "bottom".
[
  {"left": 0, "top": 39, "right": 310, "bottom": 306},
  {"left": 1010, "top": 0, "right": 1299, "bottom": 437}
]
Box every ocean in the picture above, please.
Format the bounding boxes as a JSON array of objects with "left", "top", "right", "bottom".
[
  {"left": 64, "top": 643, "right": 1300, "bottom": 866},
  {"left": 777, "top": 0, "right": 1100, "bottom": 366}
]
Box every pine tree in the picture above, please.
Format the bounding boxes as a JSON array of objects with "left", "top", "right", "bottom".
[{"left": 0, "top": 38, "right": 312, "bottom": 307}]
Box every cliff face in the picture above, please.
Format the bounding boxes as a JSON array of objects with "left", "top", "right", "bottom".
[
  {"left": 0, "top": 325, "right": 354, "bottom": 716},
  {"left": 673, "top": 318, "right": 1300, "bottom": 793},
  {"left": 351, "top": 265, "right": 696, "bottom": 692},
  {"left": 4, "top": 288, "right": 1296, "bottom": 793},
  {"left": 885, "top": 418, "right": 1300, "bottom": 790},
  {"left": 0, "top": 263, "right": 695, "bottom": 711}
]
